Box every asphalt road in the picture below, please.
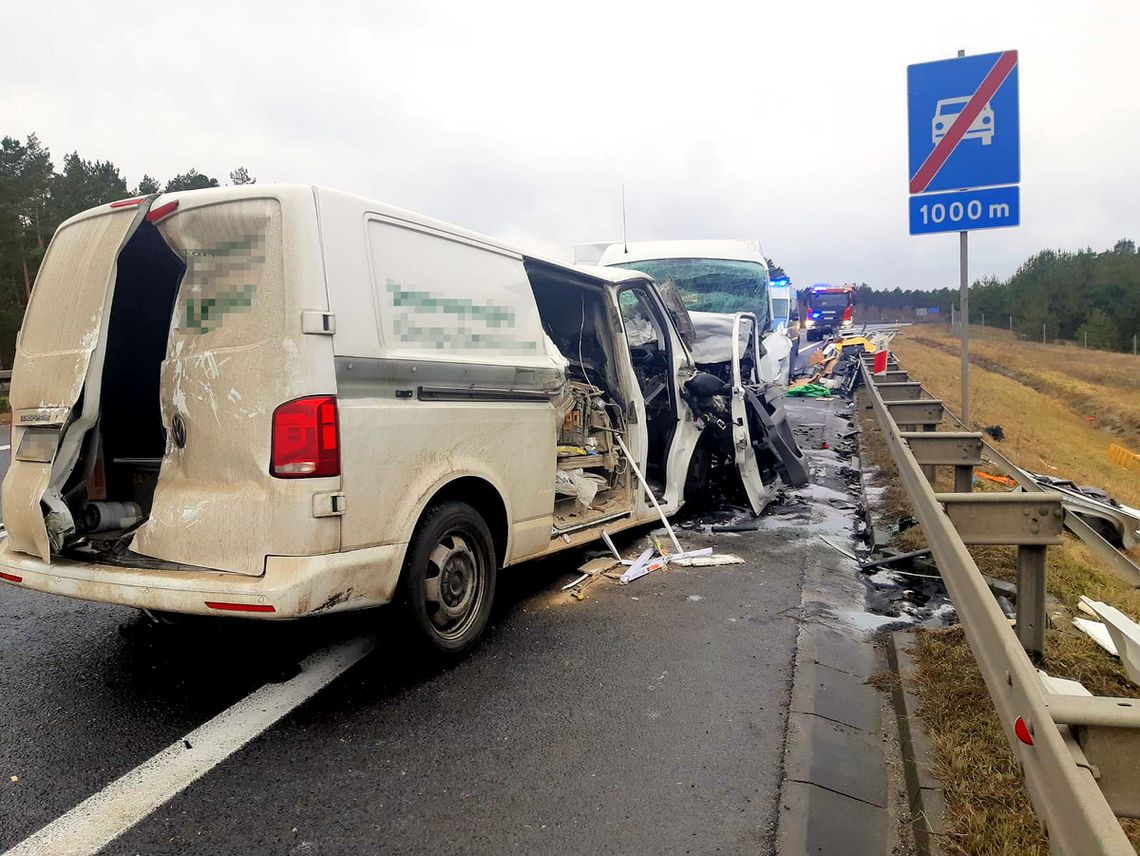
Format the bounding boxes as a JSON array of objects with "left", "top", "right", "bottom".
[{"left": 0, "top": 399, "right": 877, "bottom": 855}]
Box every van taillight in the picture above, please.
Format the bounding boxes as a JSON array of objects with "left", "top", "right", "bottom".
[{"left": 271, "top": 396, "right": 340, "bottom": 478}]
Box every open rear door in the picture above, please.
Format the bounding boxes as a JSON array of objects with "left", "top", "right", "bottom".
[
  {"left": 3, "top": 199, "right": 153, "bottom": 560},
  {"left": 729, "top": 313, "right": 776, "bottom": 515}
]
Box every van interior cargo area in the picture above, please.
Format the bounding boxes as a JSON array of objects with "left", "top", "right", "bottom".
[
  {"left": 526, "top": 262, "right": 635, "bottom": 532},
  {"left": 61, "top": 220, "right": 185, "bottom": 549}
]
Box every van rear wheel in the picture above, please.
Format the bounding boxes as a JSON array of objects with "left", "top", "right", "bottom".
[{"left": 400, "top": 501, "right": 497, "bottom": 655}]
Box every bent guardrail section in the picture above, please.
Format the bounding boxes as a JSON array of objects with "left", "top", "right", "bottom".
[{"left": 860, "top": 355, "right": 1139, "bottom": 855}]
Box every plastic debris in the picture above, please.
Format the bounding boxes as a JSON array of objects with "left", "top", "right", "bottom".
[
  {"left": 1108, "top": 443, "right": 1140, "bottom": 473},
  {"left": 619, "top": 547, "right": 659, "bottom": 585},
  {"left": 1037, "top": 669, "right": 1092, "bottom": 697},
  {"left": 601, "top": 530, "right": 622, "bottom": 561},
  {"left": 670, "top": 553, "right": 744, "bottom": 567},
  {"left": 554, "top": 468, "right": 602, "bottom": 509},
  {"left": 975, "top": 470, "right": 1017, "bottom": 487},
  {"left": 1079, "top": 596, "right": 1140, "bottom": 685},
  {"left": 617, "top": 546, "right": 728, "bottom": 584},
  {"left": 1073, "top": 617, "right": 1117, "bottom": 655}
]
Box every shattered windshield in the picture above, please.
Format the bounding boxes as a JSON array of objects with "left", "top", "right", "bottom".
[{"left": 613, "top": 258, "right": 770, "bottom": 330}]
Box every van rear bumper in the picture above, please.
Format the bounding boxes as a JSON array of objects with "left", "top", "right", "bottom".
[{"left": 0, "top": 538, "right": 406, "bottom": 619}]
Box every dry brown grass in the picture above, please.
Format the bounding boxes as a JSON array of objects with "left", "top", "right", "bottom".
[
  {"left": 911, "top": 628, "right": 1140, "bottom": 855},
  {"left": 892, "top": 328, "right": 1140, "bottom": 509}
]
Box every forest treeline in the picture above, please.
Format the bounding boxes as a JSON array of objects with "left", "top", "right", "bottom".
[
  {"left": 0, "top": 132, "right": 253, "bottom": 365},
  {"left": 2, "top": 131, "right": 1138, "bottom": 364},
  {"left": 850, "top": 240, "right": 1140, "bottom": 351}
]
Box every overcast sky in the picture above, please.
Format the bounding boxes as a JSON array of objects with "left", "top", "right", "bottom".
[{"left": 3, "top": 0, "right": 1137, "bottom": 289}]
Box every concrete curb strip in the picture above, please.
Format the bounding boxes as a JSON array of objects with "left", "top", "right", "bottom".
[{"left": 887, "top": 630, "right": 949, "bottom": 856}]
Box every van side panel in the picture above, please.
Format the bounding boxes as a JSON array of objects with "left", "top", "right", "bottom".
[
  {"left": 132, "top": 190, "right": 339, "bottom": 574},
  {"left": 335, "top": 396, "right": 556, "bottom": 560},
  {"left": 317, "top": 192, "right": 562, "bottom": 562}
]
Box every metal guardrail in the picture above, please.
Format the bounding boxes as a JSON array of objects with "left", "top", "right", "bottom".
[{"left": 860, "top": 355, "right": 1140, "bottom": 855}]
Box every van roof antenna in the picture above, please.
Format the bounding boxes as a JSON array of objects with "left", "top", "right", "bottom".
[{"left": 622, "top": 184, "right": 629, "bottom": 254}]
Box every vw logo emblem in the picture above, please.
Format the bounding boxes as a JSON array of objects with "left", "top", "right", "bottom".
[{"left": 171, "top": 414, "right": 187, "bottom": 449}]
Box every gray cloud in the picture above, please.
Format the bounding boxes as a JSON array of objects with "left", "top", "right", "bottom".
[{"left": 3, "top": 0, "right": 1137, "bottom": 289}]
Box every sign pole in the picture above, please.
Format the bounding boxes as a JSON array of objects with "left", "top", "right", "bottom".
[
  {"left": 960, "top": 228, "right": 969, "bottom": 424},
  {"left": 957, "top": 49, "right": 970, "bottom": 427},
  {"left": 907, "top": 46, "right": 1019, "bottom": 428}
]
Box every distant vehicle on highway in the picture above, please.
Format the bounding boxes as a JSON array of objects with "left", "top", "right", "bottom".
[
  {"left": 798, "top": 284, "right": 856, "bottom": 341},
  {"left": 931, "top": 96, "right": 994, "bottom": 146},
  {"left": 0, "top": 187, "right": 801, "bottom": 654},
  {"left": 768, "top": 277, "right": 792, "bottom": 334},
  {"left": 573, "top": 239, "right": 791, "bottom": 385}
]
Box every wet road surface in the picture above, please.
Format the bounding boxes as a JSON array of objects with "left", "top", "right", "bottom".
[{"left": 0, "top": 398, "right": 887, "bottom": 855}]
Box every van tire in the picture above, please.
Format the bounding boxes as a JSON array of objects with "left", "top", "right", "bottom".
[{"left": 399, "top": 501, "right": 497, "bottom": 656}]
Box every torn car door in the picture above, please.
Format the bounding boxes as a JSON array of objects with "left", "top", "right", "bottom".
[
  {"left": 729, "top": 312, "right": 776, "bottom": 514},
  {"left": 3, "top": 199, "right": 154, "bottom": 560}
]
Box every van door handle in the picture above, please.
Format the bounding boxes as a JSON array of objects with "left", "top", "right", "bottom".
[{"left": 312, "top": 491, "right": 346, "bottom": 517}]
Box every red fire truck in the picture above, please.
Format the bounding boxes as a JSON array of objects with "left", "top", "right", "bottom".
[{"left": 798, "top": 284, "right": 855, "bottom": 342}]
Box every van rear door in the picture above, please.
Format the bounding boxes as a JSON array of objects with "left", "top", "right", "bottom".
[
  {"left": 3, "top": 200, "right": 151, "bottom": 561},
  {"left": 131, "top": 194, "right": 340, "bottom": 575}
]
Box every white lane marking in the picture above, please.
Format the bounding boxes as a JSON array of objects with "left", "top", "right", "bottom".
[
  {"left": 3, "top": 634, "right": 376, "bottom": 856},
  {"left": 0, "top": 445, "right": 9, "bottom": 451}
]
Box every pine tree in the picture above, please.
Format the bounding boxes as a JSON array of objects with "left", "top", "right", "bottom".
[
  {"left": 229, "top": 166, "right": 255, "bottom": 185},
  {"left": 164, "top": 169, "right": 219, "bottom": 192},
  {"left": 133, "top": 174, "right": 161, "bottom": 195}
]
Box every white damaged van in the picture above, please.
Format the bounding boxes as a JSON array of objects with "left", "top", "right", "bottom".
[{"left": 0, "top": 185, "right": 801, "bottom": 652}]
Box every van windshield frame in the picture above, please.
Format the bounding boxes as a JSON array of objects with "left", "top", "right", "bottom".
[{"left": 612, "top": 258, "right": 770, "bottom": 332}]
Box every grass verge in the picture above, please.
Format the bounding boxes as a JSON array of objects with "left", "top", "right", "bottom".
[
  {"left": 856, "top": 369, "right": 1140, "bottom": 853},
  {"left": 891, "top": 329, "right": 1140, "bottom": 510}
]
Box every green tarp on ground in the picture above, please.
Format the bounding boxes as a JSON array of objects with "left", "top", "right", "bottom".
[{"left": 784, "top": 383, "right": 832, "bottom": 398}]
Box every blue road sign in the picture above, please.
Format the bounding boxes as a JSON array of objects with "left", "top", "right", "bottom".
[
  {"left": 909, "top": 186, "right": 1019, "bottom": 235},
  {"left": 907, "top": 50, "right": 1020, "bottom": 235},
  {"left": 908, "top": 51, "right": 1019, "bottom": 194}
]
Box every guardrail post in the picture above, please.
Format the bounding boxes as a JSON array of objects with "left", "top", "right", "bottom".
[
  {"left": 954, "top": 465, "right": 974, "bottom": 493},
  {"left": 1017, "top": 545, "right": 1047, "bottom": 659},
  {"left": 921, "top": 423, "right": 937, "bottom": 486}
]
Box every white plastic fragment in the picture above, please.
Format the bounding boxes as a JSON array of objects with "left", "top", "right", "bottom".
[
  {"left": 1036, "top": 669, "right": 1093, "bottom": 697},
  {"left": 1079, "top": 596, "right": 1140, "bottom": 686},
  {"left": 671, "top": 553, "right": 745, "bottom": 567},
  {"left": 555, "top": 468, "right": 601, "bottom": 509},
  {"left": 601, "top": 530, "right": 622, "bottom": 561},
  {"left": 1073, "top": 617, "right": 1118, "bottom": 656},
  {"left": 619, "top": 548, "right": 659, "bottom": 585},
  {"left": 561, "top": 573, "right": 591, "bottom": 591}
]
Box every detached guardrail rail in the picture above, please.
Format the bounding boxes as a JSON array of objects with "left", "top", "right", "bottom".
[{"left": 860, "top": 354, "right": 1140, "bottom": 855}]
